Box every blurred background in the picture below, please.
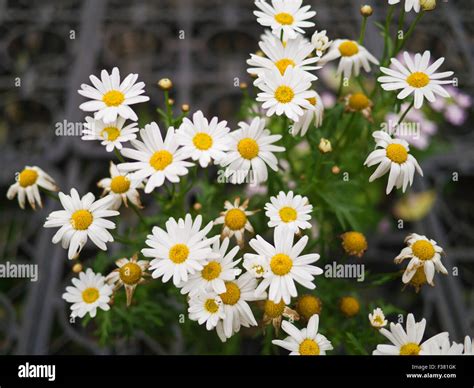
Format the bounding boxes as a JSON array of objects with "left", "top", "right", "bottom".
[{"left": 0, "top": 0, "right": 473, "bottom": 355}]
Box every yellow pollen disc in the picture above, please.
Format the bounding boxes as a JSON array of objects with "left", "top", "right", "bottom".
[
  {"left": 224, "top": 208, "right": 247, "bottom": 231},
  {"left": 275, "top": 58, "right": 295, "bottom": 75},
  {"left": 70, "top": 210, "right": 93, "bottom": 230},
  {"left": 219, "top": 282, "right": 241, "bottom": 305},
  {"left": 82, "top": 287, "right": 99, "bottom": 304},
  {"left": 373, "top": 315, "right": 384, "bottom": 325},
  {"left": 409, "top": 267, "right": 427, "bottom": 289},
  {"left": 237, "top": 138, "right": 259, "bottom": 160},
  {"left": 274, "top": 12, "right": 294, "bottom": 25},
  {"left": 299, "top": 339, "right": 320, "bottom": 355},
  {"left": 150, "top": 150, "right": 173, "bottom": 171},
  {"left": 201, "top": 261, "right": 222, "bottom": 281},
  {"left": 348, "top": 93, "right": 370, "bottom": 111},
  {"left": 18, "top": 168, "right": 38, "bottom": 187},
  {"left": 193, "top": 132, "right": 213, "bottom": 151},
  {"left": 100, "top": 126, "right": 121, "bottom": 141},
  {"left": 399, "top": 342, "right": 421, "bottom": 355},
  {"left": 102, "top": 90, "right": 125, "bottom": 107},
  {"left": 279, "top": 206, "right": 297, "bottom": 223},
  {"left": 119, "top": 262, "right": 142, "bottom": 285},
  {"left": 340, "top": 296, "right": 360, "bottom": 317},
  {"left": 169, "top": 244, "right": 190, "bottom": 264},
  {"left": 338, "top": 40, "right": 359, "bottom": 57},
  {"left": 270, "top": 253, "right": 293, "bottom": 276},
  {"left": 204, "top": 299, "right": 219, "bottom": 313},
  {"left": 110, "top": 175, "right": 130, "bottom": 194},
  {"left": 296, "top": 294, "right": 322, "bottom": 320},
  {"left": 264, "top": 299, "right": 285, "bottom": 319},
  {"left": 411, "top": 240, "right": 435, "bottom": 261},
  {"left": 341, "top": 231, "right": 368, "bottom": 257},
  {"left": 252, "top": 264, "right": 265, "bottom": 276},
  {"left": 386, "top": 143, "right": 408, "bottom": 164},
  {"left": 274, "top": 85, "right": 295, "bottom": 103},
  {"left": 406, "top": 72, "right": 430, "bottom": 88},
  {"left": 307, "top": 97, "right": 317, "bottom": 106}
]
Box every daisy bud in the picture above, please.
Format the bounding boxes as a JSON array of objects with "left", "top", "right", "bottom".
[
  {"left": 360, "top": 5, "right": 373, "bottom": 17},
  {"left": 332, "top": 165, "right": 341, "bottom": 174},
  {"left": 239, "top": 82, "right": 248, "bottom": 90},
  {"left": 420, "top": 0, "right": 436, "bottom": 11},
  {"left": 168, "top": 98, "right": 175, "bottom": 106},
  {"left": 318, "top": 138, "right": 332, "bottom": 153},
  {"left": 72, "top": 263, "right": 83, "bottom": 273},
  {"left": 181, "top": 103, "right": 190, "bottom": 113},
  {"left": 158, "top": 78, "right": 173, "bottom": 90},
  {"left": 193, "top": 202, "right": 202, "bottom": 211},
  {"left": 340, "top": 296, "right": 360, "bottom": 317}
]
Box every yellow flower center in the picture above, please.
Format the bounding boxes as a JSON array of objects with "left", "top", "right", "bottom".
[
  {"left": 275, "top": 58, "right": 295, "bottom": 75},
  {"left": 274, "top": 85, "right": 295, "bottom": 103},
  {"left": 406, "top": 72, "right": 430, "bottom": 88},
  {"left": 348, "top": 93, "right": 370, "bottom": 111},
  {"left": 193, "top": 132, "right": 213, "bottom": 151},
  {"left": 150, "top": 150, "right": 173, "bottom": 171},
  {"left": 18, "top": 168, "right": 38, "bottom": 187},
  {"left": 279, "top": 206, "right": 297, "bottom": 223},
  {"left": 274, "top": 12, "right": 294, "bottom": 25},
  {"left": 400, "top": 342, "right": 421, "bottom": 355},
  {"left": 341, "top": 231, "right": 368, "bottom": 257},
  {"left": 169, "top": 243, "right": 190, "bottom": 264},
  {"left": 307, "top": 97, "right": 317, "bottom": 106},
  {"left": 386, "top": 143, "right": 408, "bottom": 164},
  {"left": 409, "top": 267, "right": 427, "bottom": 289},
  {"left": 219, "top": 282, "right": 241, "bottom": 305},
  {"left": 119, "top": 262, "right": 142, "bottom": 285},
  {"left": 338, "top": 40, "right": 359, "bottom": 57},
  {"left": 82, "top": 287, "right": 99, "bottom": 304},
  {"left": 340, "top": 296, "right": 360, "bottom": 317},
  {"left": 299, "top": 339, "right": 320, "bottom": 355},
  {"left": 373, "top": 315, "right": 384, "bottom": 325},
  {"left": 270, "top": 253, "right": 293, "bottom": 276},
  {"left": 224, "top": 208, "right": 247, "bottom": 231},
  {"left": 251, "top": 264, "right": 265, "bottom": 276},
  {"left": 237, "top": 138, "right": 259, "bottom": 160},
  {"left": 296, "top": 294, "right": 322, "bottom": 320},
  {"left": 102, "top": 90, "right": 125, "bottom": 107},
  {"left": 264, "top": 299, "right": 285, "bottom": 319},
  {"left": 201, "top": 261, "right": 222, "bottom": 281},
  {"left": 204, "top": 298, "right": 219, "bottom": 314},
  {"left": 100, "top": 126, "right": 120, "bottom": 141},
  {"left": 110, "top": 175, "right": 130, "bottom": 194},
  {"left": 411, "top": 240, "right": 435, "bottom": 261},
  {"left": 70, "top": 210, "right": 93, "bottom": 230}
]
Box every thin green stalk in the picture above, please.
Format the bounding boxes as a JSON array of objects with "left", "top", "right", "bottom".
[
  {"left": 358, "top": 16, "right": 368, "bottom": 44},
  {"left": 382, "top": 6, "right": 395, "bottom": 65},
  {"left": 114, "top": 148, "right": 125, "bottom": 163},
  {"left": 129, "top": 202, "right": 147, "bottom": 226},
  {"left": 395, "top": 11, "right": 425, "bottom": 53},
  {"left": 337, "top": 74, "right": 345, "bottom": 97},
  {"left": 397, "top": 100, "right": 414, "bottom": 125},
  {"left": 394, "top": 8, "right": 406, "bottom": 55},
  {"left": 40, "top": 187, "right": 60, "bottom": 201}
]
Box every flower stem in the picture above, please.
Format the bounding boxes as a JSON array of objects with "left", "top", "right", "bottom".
[
  {"left": 337, "top": 74, "right": 345, "bottom": 97},
  {"left": 114, "top": 148, "right": 125, "bottom": 163},
  {"left": 40, "top": 187, "right": 60, "bottom": 201},
  {"left": 358, "top": 16, "right": 368, "bottom": 44},
  {"left": 382, "top": 5, "right": 395, "bottom": 65},
  {"left": 395, "top": 11, "right": 424, "bottom": 54},
  {"left": 394, "top": 8, "right": 406, "bottom": 55},
  {"left": 397, "top": 100, "right": 414, "bottom": 125},
  {"left": 129, "top": 202, "right": 147, "bottom": 226}
]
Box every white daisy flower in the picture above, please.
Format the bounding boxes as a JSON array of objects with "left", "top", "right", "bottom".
[
  {"left": 311, "top": 30, "right": 332, "bottom": 57},
  {"left": 388, "top": 0, "right": 421, "bottom": 13},
  {"left": 179, "top": 237, "right": 242, "bottom": 296},
  {"left": 188, "top": 292, "right": 225, "bottom": 330},
  {"left": 394, "top": 233, "right": 448, "bottom": 286},
  {"left": 320, "top": 39, "right": 379, "bottom": 78},
  {"left": 43, "top": 189, "right": 119, "bottom": 260},
  {"left": 245, "top": 227, "right": 323, "bottom": 304},
  {"left": 264, "top": 190, "right": 313, "bottom": 233},
  {"left": 175, "top": 110, "right": 230, "bottom": 168},
  {"left": 220, "top": 117, "right": 285, "bottom": 184},
  {"left": 118, "top": 122, "right": 194, "bottom": 194},
  {"left": 254, "top": 0, "right": 316, "bottom": 41},
  {"left": 62, "top": 268, "right": 113, "bottom": 318},
  {"left": 243, "top": 255, "right": 269, "bottom": 278},
  {"left": 272, "top": 314, "right": 333, "bottom": 355},
  {"left": 369, "top": 307, "right": 388, "bottom": 328},
  {"left": 105, "top": 254, "right": 149, "bottom": 307},
  {"left": 290, "top": 91, "right": 324, "bottom": 136},
  {"left": 256, "top": 67, "right": 316, "bottom": 122},
  {"left": 97, "top": 162, "right": 144, "bottom": 210},
  {"left": 215, "top": 273, "right": 266, "bottom": 342},
  {"left": 82, "top": 116, "right": 139, "bottom": 152},
  {"left": 142, "top": 214, "right": 218, "bottom": 287},
  {"left": 214, "top": 198, "right": 258, "bottom": 248},
  {"left": 7, "top": 165, "right": 58, "bottom": 210},
  {"left": 378, "top": 51, "right": 454, "bottom": 109},
  {"left": 364, "top": 130, "right": 423, "bottom": 194},
  {"left": 247, "top": 34, "right": 320, "bottom": 81},
  {"left": 464, "top": 336, "right": 473, "bottom": 355},
  {"left": 428, "top": 337, "right": 464, "bottom": 355},
  {"left": 373, "top": 313, "right": 449, "bottom": 355},
  {"left": 78, "top": 67, "right": 149, "bottom": 123}
]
